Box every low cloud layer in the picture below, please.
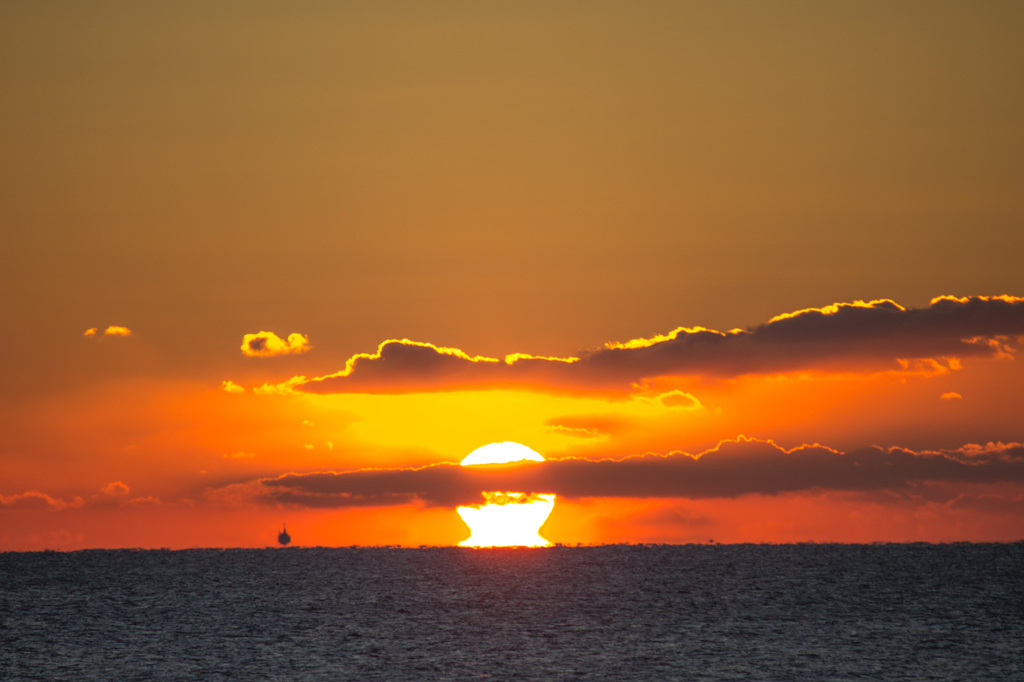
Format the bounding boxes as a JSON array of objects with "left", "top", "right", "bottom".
[
  {"left": 255, "top": 438, "right": 1024, "bottom": 509},
  {"left": 241, "top": 331, "right": 311, "bottom": 358},
  {"left": 297, "top": 296, "right": 1024, "bottom": 395},
  {"left": 0, "top": 488, "right": 162, "bottom": 513},
  {"left": 0, "top": 491, "right": 85, "bottom": 511}
]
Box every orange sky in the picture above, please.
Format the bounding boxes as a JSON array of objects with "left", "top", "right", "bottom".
[{"left": 2, "top": 3, "right": 1023, "bottom": 550}]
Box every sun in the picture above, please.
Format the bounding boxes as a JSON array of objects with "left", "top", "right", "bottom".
[
  {"left": 460, "top": 441, "right": 546, "bottom": 466},
  {"left": 457, "top": 442, "right": 555, "bottom": 547}
]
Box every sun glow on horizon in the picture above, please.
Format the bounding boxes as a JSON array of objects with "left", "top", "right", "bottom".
[{"left": 457, "top": 442, "right": 555, "bottom": 547}]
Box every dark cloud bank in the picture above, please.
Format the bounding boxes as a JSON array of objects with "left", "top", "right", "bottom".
[
  {"left": 300, "top": 296, "right": 1024, "bottom": 395},
  {"left": 259, "top": 439, "right": 1024, "bottom": 509}
]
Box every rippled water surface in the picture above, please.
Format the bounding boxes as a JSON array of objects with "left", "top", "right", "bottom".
[{"left": 2, "top": 544, "right": 1022, "bottom": 680}]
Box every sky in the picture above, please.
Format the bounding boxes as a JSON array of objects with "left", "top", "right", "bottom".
[{"left": 2, "top": 2, "right": 1023, "bottom": 550}]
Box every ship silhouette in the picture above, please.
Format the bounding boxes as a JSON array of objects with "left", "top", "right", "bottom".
[{"left": 278, "top": 523, "right": 291, "bottom": 546}]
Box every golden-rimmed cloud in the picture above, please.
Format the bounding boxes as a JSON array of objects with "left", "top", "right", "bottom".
[
  {"left": 943, "top": 441, "right": 1024, "bottom": 462},
  {"left": 248, "top": 338, "right": 571, "bottom": 394},
  {"left": 84, "top": 325, "right": 133, "bottom": 337},
  {"left": 287, "top": 296, "right": 1024, "bottom": 396},
  {"left": 241, "top": 331, "right": 311, "bottom": 358},
  {"left": 248, "top": 436, "right": 1024, "bottom": 509}
]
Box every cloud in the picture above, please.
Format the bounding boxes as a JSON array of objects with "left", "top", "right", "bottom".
[
  {"left": 940, "top": 392, "right": 963, "bottom": 400},
  {"left": 241, "top": 331, "right": 311, "bottom": 358},
  {"left": 253, "top": 375, "right": 308, "bottom": 395},
  {"left": 656, "top": 390, "right": 702, "bottom": 408},
  {"left": 291, "top": 296, "right": 1024, "bottom": 396},
  {"left": 251, "top": 437, "right": 1024, "bottom": 509},
  {"left": 943, "top": 441, "right": 1024, "bottom": 463},
  {"left": 221, "top": 380, "right": 245, "bottom": 394},
  {"left": 100, "top": 481, "right": 130, "bottom": 496},
  {"left": 84, "top": 325, "right": 132, "bottom": 337},
  {"left": 0, "top": 491, "right": 85, "bottom": 511}
]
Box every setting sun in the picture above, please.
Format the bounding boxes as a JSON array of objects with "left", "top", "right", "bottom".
[
  {"left": 460, "top": 441, "right": 546, "bottom": 466},
  {"left": 457, "top": 443, "right": 555, "bottom": 547}
]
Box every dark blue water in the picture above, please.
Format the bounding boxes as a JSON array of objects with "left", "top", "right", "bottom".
[{"left": 2, "top": 544, "right": 1022, "bottom": 680}]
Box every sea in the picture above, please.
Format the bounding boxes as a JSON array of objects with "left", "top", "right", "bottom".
[{"left": 1, "top": 544, "right": 1021, "bottom": 681}]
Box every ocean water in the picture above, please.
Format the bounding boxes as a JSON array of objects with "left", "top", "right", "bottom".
[{"left": 1, "top": 544, "right": 1021, "bottom": 681}]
